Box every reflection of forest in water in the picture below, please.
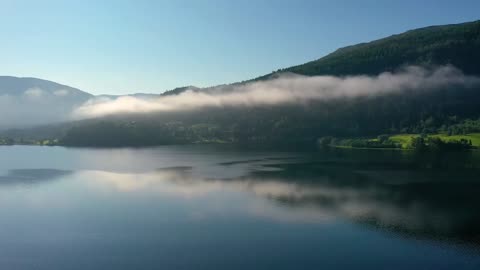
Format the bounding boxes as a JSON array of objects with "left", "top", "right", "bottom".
[
  {"left": 226, "top": 149, "right": 480, "bottom": 246},
  {"left": 1, "top": 148, "right": 479, "bottom": 247}
]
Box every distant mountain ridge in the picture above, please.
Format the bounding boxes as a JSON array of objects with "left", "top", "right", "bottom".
[
  {"left": 0, "top": 76, "right": 92, "bottom": 99},
  {"left": 0, "top": 76, "right": 93, "bottom": 128}
]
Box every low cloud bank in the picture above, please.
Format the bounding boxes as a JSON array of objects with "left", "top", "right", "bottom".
[
  {"left": 1, "top": 65, "right": 477, "bottom": 129},
  {"left": 72, "top": 66, "right": 480, "bottom": 120},
  {"left": 0, "top": 88, "right": 81, "bottom": 128}
]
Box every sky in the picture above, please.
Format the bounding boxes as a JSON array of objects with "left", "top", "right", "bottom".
[{"left": 1, "top": 0, "right": 479, "bottom": 95}]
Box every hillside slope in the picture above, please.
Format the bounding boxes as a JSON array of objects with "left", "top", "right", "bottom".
[
  {"left": 0, "top": 76, "right": 92, "bottom": 99},
  {"left": 0, "top": 76, "right": 93, "bottom": 128},
  {"left": 4, "top": 20, "right": 480, "bottom": 147},
  {"left": 269, "top": 20, "right": 480, "bottom": 78}
]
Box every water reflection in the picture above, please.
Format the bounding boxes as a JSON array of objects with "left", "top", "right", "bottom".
[
  {"left": 0, "top": 146, "right": 479, "bottom": 269},
  {"left": 247, "top": 162, "right": 480, "bottom": 245},
  {"left": 66, "top": 157, "right": 480, "bottom": 247},
  {"left": 0, "top": 169, "right": 72, "bottom": 185}
]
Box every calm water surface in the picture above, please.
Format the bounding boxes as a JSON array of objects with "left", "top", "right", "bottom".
[{"left": 0, "top": 145, "right": 479, "bottom": 269}]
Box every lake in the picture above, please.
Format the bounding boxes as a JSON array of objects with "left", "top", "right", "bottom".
[{"left": 0, "top": 145, "right": 479, "bottom": 269}]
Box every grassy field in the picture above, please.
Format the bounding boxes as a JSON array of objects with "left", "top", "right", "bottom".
[
  {"left": 388, "top": 134, "right": 415, "bottom": 148},
  {"left": 389, "top": 133, "right": 480, "bottom": 148}
]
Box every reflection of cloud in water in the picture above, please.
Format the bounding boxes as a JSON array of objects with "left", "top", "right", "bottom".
[
  {"left": 81, "top": 163, "right": 480, "bottom": 245},
  {"left": 0, "top": 169, "right": 72, "bottom": 186},
  {"left": 82, "top": 168, "right": 229, "bottom": 198},
  {"left": 79, "top": 168, "right": 334, "bottom": 223},
  {"left": 83, "top": 168, "right": 335, "bottom": 201}
]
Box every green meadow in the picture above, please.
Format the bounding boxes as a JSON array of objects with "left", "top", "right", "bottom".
[{"left": 390, "top": 133, "right": 480, "bottom": 149}]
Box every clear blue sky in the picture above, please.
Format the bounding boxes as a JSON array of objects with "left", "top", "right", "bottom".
[{"left": 1, "top": 0, "right": 479, "bottom": 94}]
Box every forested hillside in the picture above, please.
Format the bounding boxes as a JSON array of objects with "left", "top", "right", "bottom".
[
  {"left": 4, "top": 20, "right": 480, "bottom": 148},
  {"left": 281, "top": 20, "right": 480, "bottom": 77}
]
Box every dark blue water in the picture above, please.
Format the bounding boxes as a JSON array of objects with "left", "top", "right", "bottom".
[{"left": 0, "top": 145, "right": 479, "bottom": 269}]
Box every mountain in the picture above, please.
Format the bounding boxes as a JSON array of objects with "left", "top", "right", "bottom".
[
  {"left": 0, "top": 76, "right": 93, "bottom": 128},
  {"left": 3, "top": 20, "right": 480, "bottom": 147},
  {"left": 163, "top": 20, "right": 480, "bottom": 96},
  {"left": 0, "top": 76, "right": 92, "bottom": 99},
  {"left": 260, "top": 20, "right": 480, "bottom": 79},
  {"left": 161, "top": 86, "right": 200, "bottom": 96},
  {"left": 97, "top": 86, "right": 201, "bottom": 100}
]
